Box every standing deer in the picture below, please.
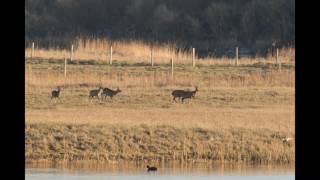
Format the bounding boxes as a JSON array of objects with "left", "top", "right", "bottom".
[
  {"left": 181, "top": 91, "right": 196, "bottom": 102},
  {"left": 51, "top": 86, "right": 61, "bottom": 99},
  {"left": 171, "top": 86, "right": 198, "bottom": 102},
  {"left": 190, "top": 86, "right": 198, "bottom": 98},
  {"left": 102, "top": 87, "right": 122, "bottom": 100},
  {"left": 171, "top": 89, "right": 186, "bottom": 102},
  {"left": 89, "top": 86, "right": 103, "bottom": 100}
]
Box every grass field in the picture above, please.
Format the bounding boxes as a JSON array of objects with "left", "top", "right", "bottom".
[{"left": 25, "top": 42, "right": 295, "bottom": 164}]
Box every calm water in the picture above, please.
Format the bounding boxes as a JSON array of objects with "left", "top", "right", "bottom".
[{"left": 26, "top": 162, "right": 294, "bottom": 180}]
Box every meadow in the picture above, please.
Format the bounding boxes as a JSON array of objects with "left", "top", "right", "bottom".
[{"left": 25, "top": 38, "right": 295, "bottom": 164}]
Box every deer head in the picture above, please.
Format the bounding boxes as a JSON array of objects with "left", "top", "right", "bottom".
[{"left": 117, "top": 87, "right": 121, "bottom": 92}]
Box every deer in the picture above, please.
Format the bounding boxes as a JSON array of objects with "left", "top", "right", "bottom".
[
  {"left": 101, "top": 87, "right": 121, "bottom": 100},
  {"left": 51, "top": 86, "right": 61, "bottom": 99},
  {"left": 181, "top": 89, "right": 197, "bottom": 102},
  {"left": 172, "top": 86, "right": 198, "bottom": 102},
  {"left": 171, "top": 89, "right": 186, "bottom": 102},
  {"left": 190, "top": 86, "right": 198, "bottom": 98},
  {"left": 89, "top": 86, "right": 103, "bottom": 100}
]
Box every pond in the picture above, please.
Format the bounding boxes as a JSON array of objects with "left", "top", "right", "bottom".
[{"left": 26, "top": 162, "right": 294, "bottom": 180}]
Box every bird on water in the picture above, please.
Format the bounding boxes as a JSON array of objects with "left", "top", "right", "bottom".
[{"left": 147, "top": 165, "right": 157, "bottom": 172}]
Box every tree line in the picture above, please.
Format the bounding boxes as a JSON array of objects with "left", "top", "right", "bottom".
[{"left": 25, "top": 0, "right": 295, "bottom": 56}]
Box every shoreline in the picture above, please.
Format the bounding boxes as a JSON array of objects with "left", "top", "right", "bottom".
[{"left": 26, "top": 123, "right": 294, "bottom": 164}]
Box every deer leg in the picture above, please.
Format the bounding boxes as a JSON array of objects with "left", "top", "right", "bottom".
[{"left": 173, "top": 96, "right": 177, "bottom": 102}]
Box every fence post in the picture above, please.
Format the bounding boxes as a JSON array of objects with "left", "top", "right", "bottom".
[
  {"left": 192, "top": 48, "right": 195, "bottom": 67},
  {"left": 31, "top": 42, "right": 34, "bottom": 60},
  {"left": 277, "top": 49, "right": 282, "bottom": 72},
  {"left": 276, "top": 48, "right": 279, "bottom": 64},
  {"left": 64, "top": 57, "right": 67, "bottom": 78},
  {"left": 151, "top": 46, "right": 154, "bottom": 67},
  {"left": 171, "top": 58, "right": 174, "bottom": 79},
  {"left": 153, "top": 69, "right": 157, "bottom": 86},
  {"left": 279, "top": 59, "right": 282, "bottom": 72},
  {"left": 28, "top": 64, "right": 32, "bottom": 80},
  {"left": 235, "top": 47, "right": 239, "bottom": 66},
  {"left": 70, "top": 44, "right": 74, "bottom": 61},
  {"left": 110, "top": 45, "right": 113, "bottom": 65}
]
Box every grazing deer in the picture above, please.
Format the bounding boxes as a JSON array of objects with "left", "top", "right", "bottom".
[
  {"left": 51, "top": 86, "right": 61, "bottom": 99},
  {"left": 171, "top": 86, "right": 198, "bottom": 102},
  {"left": 89, "top": 86, "right": 103, "bottom": 99},
  {"left": 102, "top": 87, "right": 121, "bottom": 100}
]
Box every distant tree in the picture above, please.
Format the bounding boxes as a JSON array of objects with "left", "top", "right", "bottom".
[{"left": 25, "top": 0, "right": 295, "bottom": 52}]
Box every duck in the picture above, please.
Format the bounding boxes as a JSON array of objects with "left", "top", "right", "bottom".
[{"left": 146, "top": 165, "right": 157, "bottom": 172}]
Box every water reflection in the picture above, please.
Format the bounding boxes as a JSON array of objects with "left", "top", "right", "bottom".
[{"left": 26, "top": 161, "right": 294, "bottom": 176}]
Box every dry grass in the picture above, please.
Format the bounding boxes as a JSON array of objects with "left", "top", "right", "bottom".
[
  {"left": 26, "top": 62, "right": 294, "bottom": 133},
  {"left": 25, "top": 38, "right": 295, "bottom": 65},
  {"left": 25, "top": 124, "right": 295, "bottom": 163},
  {"left": 25, "top": 44, "right": 295, "bottom": 164},
  {"left": 25, "top": 59, "right": 294, "bottom": 92},
  {"left": 26, "top": 106, "right": 294, "bottom": 133}
]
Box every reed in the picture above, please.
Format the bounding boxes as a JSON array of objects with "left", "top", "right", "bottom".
[
  {"left": 25, "top": 123, "right": 295, "bottom": 164},
  {"left": 25, "top": 38, "right": 295, "bottom": 65}
]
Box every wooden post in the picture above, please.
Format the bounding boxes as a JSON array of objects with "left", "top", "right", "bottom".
[
  {"left": 235, "top": 47, "right": 239, "bottom": 66},
  {"left": 183, "top": 138, "right": 186, "bottom": 160},
  {"left": 276, "top": 48, "right": 279, "bottom": 63},
  {"left": 28, "top": 64, "right": 32, "bottom": 80},
  {"left": 153, "top": 69, "right": 157, "bottom": 86},
  {"left": 64, "top": 57, "right": 67, "bottom": 78},
  {"left": 192, "top": 48, "right": 195, "bottom": 67},
  {"left": 279, "top": 59, "right": 282, "bottom": 72},
  {"left": 171, "top": 58, "right": 174, "bottom": 79},
  {"left": 70, "top": 44, "right": 74, "bottom": 61},
  {"left": 151, "top": 46, "right": 154, "bottom": 67},
  {"left": 278, "top": 49, "right": 282, "bottom": 72},
  {"left": 31, "top": 42, "right": 34, "bottom": 60},
  {"left": 110, "top": 45, "right": 113, "bottom": 65}
]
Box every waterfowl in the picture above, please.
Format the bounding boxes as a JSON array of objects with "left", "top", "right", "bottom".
[
  {"left": 147, "top": 165, "right": 157, "bottom": 172},
  {"left": 282, "top": 137, "right": 293, "bottom": 143}
]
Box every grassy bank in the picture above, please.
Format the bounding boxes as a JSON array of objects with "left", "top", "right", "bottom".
[
  {"left": 25, "top": 124, "right": 294, "bottom": 164},
  {"left": 25, "top": 56, "right": 294, "bottom": 164}
]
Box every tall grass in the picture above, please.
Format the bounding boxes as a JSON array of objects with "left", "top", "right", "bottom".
[
  {"left": 25, "top": 61, "right": 294, "bottom": 94},
  {"left": 25, "top": 38, "right": 295, "bottom": 65},
  {"left": 25, "top": 42, "right": 295, "bottom": 164},
  {"left": 25, "top": 124, "right": 295, "bottom": 163}
]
